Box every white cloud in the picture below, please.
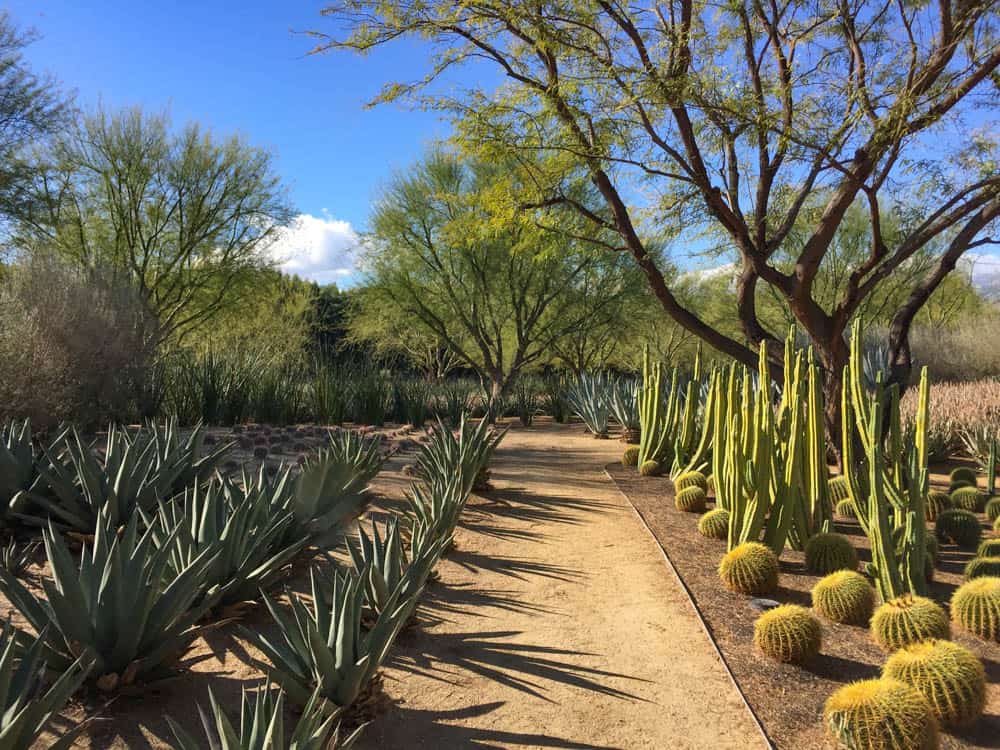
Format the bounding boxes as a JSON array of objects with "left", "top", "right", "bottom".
[{"left": 268, "top": 211, "right": 362, "bottom": 284}]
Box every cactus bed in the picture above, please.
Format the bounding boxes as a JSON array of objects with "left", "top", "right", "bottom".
[{"left": 608, "top": 462, "right": 1000, "bottom": 749}]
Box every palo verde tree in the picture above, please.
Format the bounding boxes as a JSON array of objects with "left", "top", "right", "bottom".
[
  {"left": 349, "top": 149, "right": 644, "bottom": 396},
  {"left": 16, "top": 107, "right": 293, "bottom": 343},
  {"left": 313, "top": 0, "right": 1000, "bottom": 436}
]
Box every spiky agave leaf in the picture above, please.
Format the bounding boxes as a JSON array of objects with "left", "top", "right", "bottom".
[
  {"left": 0, "top": 623, "right": 94, "bottom": 750},
  {"left": 564, "top": 374, "right": 611, "bottom": 437},
  {"left": 0, "top": 419, "right": 37, "bottom": 523},
  {"left": 415, "top": 416, "right": 506, "bottom": 500},
  {"left": 147, "top": 466, "right": 307, "bottom": 610},
  {"left": 0, "top": 510, "right": 220, "bottom": 684},
  {"left": 243, "top": 567, "right": 409, "bottom": 710},
  {"left": 0, "top": 538, "right": 40, "bottom": 577},
  {"left": 144, "top": 418, "right": 235, "bottom": 499},
  {"left": 167, "top": 684, "right": 363, "bottom": 750},
  {"left": 404, "top": 474, "right": 467, "bottom": 543}
]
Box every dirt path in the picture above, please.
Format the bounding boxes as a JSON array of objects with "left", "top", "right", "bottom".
[{"left": 363, "top": 421, "right": 766, "bottom": 749}]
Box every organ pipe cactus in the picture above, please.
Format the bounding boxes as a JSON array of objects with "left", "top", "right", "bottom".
[{"left": 638, "top": 345, "right": 703, "bottom": 471}]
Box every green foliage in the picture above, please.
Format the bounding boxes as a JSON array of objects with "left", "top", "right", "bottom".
[
  {"left": 718, "top": 542, "right": 779, "bottom": 595},
  {"left": 951, "top": 577, "right": 1000, "bottom": 642},
  {"left": 638, "top": 460, "right": 660, "bottom": 477},
  {"left": 674, "top": 486, "right": 706, "bottom": 513},
  {"left": 950, "top": 467, "right": 979, "bottom": 486},
  {"left": 883, "top": 640, "right": 986, "bottom": 727},
  {"left": 0, "top": 538, "right": 39, "bottom": 577},
  {"left": 698, "top": 508, "right": 730, "bottom": 540},
  {"left": 870, "top": 595, "right": 950, "bottom": 652},
  {"left": 415, "top": 416, "right": 506, "bottom": 501},
  {"left": 824, "top": 678, "right": 938, "bottom": 750},
  {"left": 168, "top": 685, "right": 362, "bottom": 750},
  {"left": 435, "top": 380, "right": 476, "bottom": 427},
  {"left": 0, "top": 512, "right": 219, "bottom": 685},
  {"left": 811, "top": 571, "right": 875, "bottom": 625},
  {"left": 925, "top": 491, "right": 952, "bottom": 522},
  {"left": 510, "top": 379, "right": 539, "bottom": 427},
  {"left": 243, "top": 568, "right": 409, "bottom": 709},
  {"left": 621, "top": 447, "right": 639, "bottom": 467},
  {"left": 0, "top": 623, "right": 93, "bottom": 750},
  {"left": 0, "top": 419, "right": 37, "bottom": 524},
  {"left": 964, "top": 557, "right": 1000, "bottom": 580},
  {"left": 804, "top": 533, "right": 859, "bottom": 575},
  {"left": 934, "top": 509, "right": 982, "bottom": 548},
  {"left": 753, "top": 604, "right": 821, "bottom": 664},
  {"left": 835, "top": 498, "right": 857, "bottom": 519},
  {"left": 675, "top": 471, "right": 708, "bottom": 493},
  {"left": 950, "top": 486, "right": 984, "bottom": 512}
]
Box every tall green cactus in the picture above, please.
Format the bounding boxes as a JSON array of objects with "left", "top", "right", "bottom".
[
  {"left": 637, "top": 344, "right": 703, "bottom": 471},
  {"left": 841, "top": 320, "right": 929, "bottom": 600},
  {"left": 987, "top": 439, "right": 997, "bottom": 499}
]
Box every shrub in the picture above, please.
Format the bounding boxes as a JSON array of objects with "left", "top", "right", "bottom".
[
  {"left": 965, "top": 556, "right": 1000, "bottom": 580},
  {"left": 951, "top": 577, "right": 1000, "bottom": 642},
  {"left": 753, "top": 604, "right": 821, "bottom": 664},
  {"left": 675, "top": 486, "right": 707, "bottom": 513},
  {"left": 925, "top": 491, "right": 952, "bottom": 522},
  {"left": 883, "top": 640, "right": 986, "bottom": 727},
  {"left": 986, "top": 497, "right": 1000, "bottom": 523},
  {"left": 804, "top": 532, "right": 858, "bottom": 575},
  {"left": 622, "top": 447, "right": 640, "bottom": 466},
  {"left": 638, "top": 460, "right": 661, "bottom": 477},
  {"left": 935, "top": 508, "right": 982, "bottom": 548},
  {"left": 718, "top": 542, "right": 779, "bottom": 595},
  {"left": 675, "top": 470, "right": 708, "bottom": 493},
  {"left": 812, "top": 570, "right": 876, "bottom": 625},
  {"left": 824, "top": 678, "right": 938, "bottom": 750},
  {"left": 870, "top": 595, "right": 950, "bottom": 652},
  {"left": 950, "top": 467, "right": 979, "bottom": 486},
  {"left": 698, "top": 508, "right": 729, "bottom": 540},
  {"left": 951, "top": 486, "right": 984, "bottom": 512},
  {"left": 835, "top": 498, "right": 856, "bottom": 519},
  {"left": 0, "top": 253, "right": 157, "bottom": 430}
]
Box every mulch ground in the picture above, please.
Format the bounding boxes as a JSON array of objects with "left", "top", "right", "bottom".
[{"left": 607, "top": 462, "right": 1000, "bottom": 750}]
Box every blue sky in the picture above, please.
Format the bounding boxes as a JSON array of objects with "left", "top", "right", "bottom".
[{"left": 8, "top": 0, "right": 459, "bottom": 282}]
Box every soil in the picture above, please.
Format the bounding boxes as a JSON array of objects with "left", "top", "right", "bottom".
[
  {"left": 14, "top": 420, "right": 766, "bottom": 749},
  {"left": 607, "top": 461, "right": 1000, "bottom": 750}
]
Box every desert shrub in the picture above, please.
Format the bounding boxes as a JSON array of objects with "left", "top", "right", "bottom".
[
  {"left": 910, "top": 315, "right": 1000, "bottom": 382},
  {"left": 0, "top": 253, "right": 157, "bottom": 430}
]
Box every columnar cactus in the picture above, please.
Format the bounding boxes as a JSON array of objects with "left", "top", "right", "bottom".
[
  {"left": 811, "top": 570, "right": 876, "bottom": 625},
  {"left": 753, "top": 604, "right": 822, "bottom": 664},
  {"left": 698, "top": 508, "right": 730, "bottom": 540},
  {"left": 718, "top": 542, "right": 779, "bottom": 595},
  {"left": 935, "top": 509, "right": 982, "bottom": 548},
  {"left": 804, "top": 532, "right": 859, "bottom": 575},
  {"left": 824, "top": 678, "right": 938, "bottom": 750},
  {"left": 882, "top": 640, "right": 986, "bottom": 726},
  {"left": 951, "top": 576, "right": 1000, "bottom": 642},
  {"left": 675, "top": 486, "right": 707, "bottom": 513},
  {"left": 870, "top": 595, "right": 950, "bottom": 652}
]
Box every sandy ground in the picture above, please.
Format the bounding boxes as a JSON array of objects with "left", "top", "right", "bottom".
[
  {"left": 360, "top": 422, "right": 766, "bottom": 749},
  {"left": 27, "top": 420, "right": 766, "bottom": 749}
]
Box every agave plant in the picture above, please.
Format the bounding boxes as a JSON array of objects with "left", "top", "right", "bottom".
[
  {"left": 608, "top": 377, "right": 640, "bottom": 439},
  {"left": 168, "top": 685, "right": 362, "bottom": 750},
  {"left": 0, "top": 538, "right": 40, "bottom": 577},
  {"left": 243, "top": 568, "right": 410, "bottom": 710},
  {"left": 0, "top": 511, "right": 220, "bottom": 687},
  {"left": 961, "top": 422, "right": 999, "bottom": 470},
  {"left": 565, "top": 373, "right": 611, "bottom": 437},
  {"left": 144, "top": 419, "right": 233, "bottom": 498},
  {"left": 415, "top": 416, "right": 506, "bottom": 500},
  {"left": 291, "top": 430, "right": 383, "bottom": 545},
  {"left": 0, "top": 419, "right": 40, "bottom": 525},
  {"left": 510, "top": 379, "right": 539, "bottom": 427},
  {"left": 0, "top": 624, "right": 94, "bottom": 750},
  {"left": 540, "top": 374, "right": 571, "bottom": 423},
  {"left": 435, "top": 380, "right": 475, "bottom": 427},
  {"left": 345, "top": 515, "right": 448, "bottom": 616},
  {"left": 405, "top": 475, "right": 468, "bottom": 544},
  {"left": 148, "top": 467, "right": 307, "bottom": 610}
]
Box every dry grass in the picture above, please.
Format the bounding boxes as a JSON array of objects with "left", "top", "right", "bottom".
[{"left": 902, "top": 380, "right": 1000, "bottom": 463}]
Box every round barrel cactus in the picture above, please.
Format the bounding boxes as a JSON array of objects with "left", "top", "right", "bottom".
[
  {"left": 835, "top": 498, "right": 856, "bottom": 519},
  {"left": 925, "top": 490, "right": 952, "bottom": 522},
  {"left": 935, "top": 509, "right": 982, "bottom": 549},
  {"left": 871, "top": 595, "right": 950, "bottom": 652},
  {"left": 718, "top": 542, "right": 779, "bottom": 595},
  {"left": 951, "top": 486, "right": 984, "bottom": 513},
  {"left": 985, "top": 497, "right": 1000, "bottom": 523},
  {"left": 950, "top": 466, "right": 978, "bottom": 487},
  {"left": 951, "top": 576, "right": 1000, "bottom": 642},
  {"left": 753, "top": 604, "right": 821, "bottom": 664},
  {"left": 674, "top": 470, "right": 708, "bottom": 493},
  {"left": 697, "top": 508, "right": 729, "bottom": 540},
  {"left": 621, "top": 447, "right": 639, "bottom": 467},
  {"left": 638, "top": 460, "right": 660, "bottom": 477},
  {"left": 812, "top": 570, "right": 875, "bottom": 625},
  {"left": 804, "top": 532, "right": 858, "bottom": 575},
  {"left": 965, "top": 556, "right": 1000, "bottom": 580},
  {"left": 824, "top": 678, "right": 938, "bottom": 750},
  {"left": 674, "top": 486, "right": 707, "bottom": 513},
  {"left": 883, "top": 639, "right": 985, "bottom": 726}
]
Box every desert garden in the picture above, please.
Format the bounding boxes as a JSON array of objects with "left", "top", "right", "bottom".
[{"left": 0, "top": 1, "right": 999, "bottom": 748}]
